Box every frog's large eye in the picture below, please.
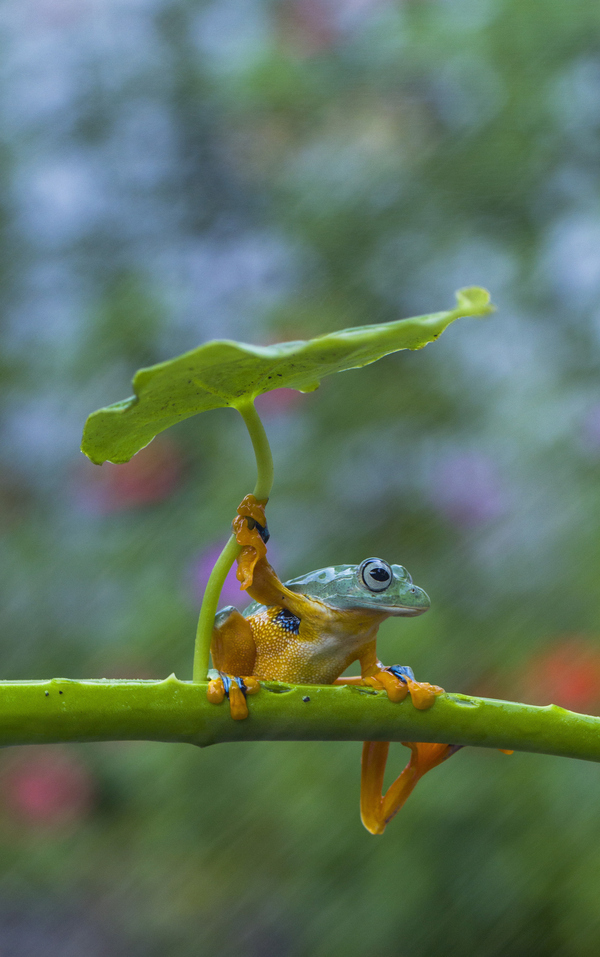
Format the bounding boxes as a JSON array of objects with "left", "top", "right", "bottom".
[{"left": 359, "top": 559, "right": 393, "bottom": 592}]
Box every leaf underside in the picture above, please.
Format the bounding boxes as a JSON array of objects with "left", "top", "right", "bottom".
[{"left": 81, "top": 287, "right": 493, "bottom": 464}]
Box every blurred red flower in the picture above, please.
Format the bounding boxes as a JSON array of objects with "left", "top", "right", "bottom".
[
  {"left": 1, "top": 747, "right": 95, "bottom": 827},
  {"left": 77, "top": 435, "right": 183, "bottom": 512},
  {"left": 520, "top": 637, "right": 600, "bottom": 714}
]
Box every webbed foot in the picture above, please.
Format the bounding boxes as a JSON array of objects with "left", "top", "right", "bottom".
[
  {"left": 365, "top": 665, "right": 444, "bottom": 709},
  {"left": 207, "top": 672, "right": 260, "bottom": 720}
]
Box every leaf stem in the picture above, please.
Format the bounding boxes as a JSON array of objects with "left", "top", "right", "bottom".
[
  {"left": 192, "top": 400, "right": 274, "bottom": 682},
  {"left": 237, "top": 399, "right": 275, "bottom": 502}
]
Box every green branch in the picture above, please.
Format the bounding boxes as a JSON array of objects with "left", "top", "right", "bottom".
[
  {"left": 192, "top": 400, "right": 274, "bottom": 683},
  {"left": 2, "top": 679, "right": 600, "bottom": 763}
]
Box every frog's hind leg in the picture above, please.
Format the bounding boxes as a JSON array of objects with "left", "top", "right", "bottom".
[
  {"left": 360, "top": 740, "right": 462, "bottom": 835},
  {"left": 210, "top": 606, "right": 256, "bottom": 675},
  {"left": 207, "top": 606, "right": 259, "bottom": 720}
]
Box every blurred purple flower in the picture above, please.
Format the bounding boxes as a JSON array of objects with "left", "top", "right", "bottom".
[
  {"left": 189, "top": 540, "right": 281, "bottom": 609},
  {"left": 190, "top": 543, "right": 244, "bottom": 607},
  {"left": 431, "top": 452, "right": 505, "bottom": 527},
  {"left": 582, "top": 403, "right": 600, "bottom": 451}
]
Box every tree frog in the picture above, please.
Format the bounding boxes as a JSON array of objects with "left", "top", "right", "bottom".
[{"left": 207, "top": 495, "right": 457, "bottom": 834}]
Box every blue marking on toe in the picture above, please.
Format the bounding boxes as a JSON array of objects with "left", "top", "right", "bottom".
[
  {"left": 218, "top": 673, "right": 248, "bottom": 698},
  {"left": 235, "top": 676, "right": 247, "bottom": 695},
  {"left": 387, "top": 665, "right": 415, "bottom": 683},
  {"left": 220, "top": 673, "right": 232, "bottom": 696}
]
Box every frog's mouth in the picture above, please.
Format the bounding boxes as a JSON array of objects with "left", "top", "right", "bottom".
[
  {"left": 328, "top": 600, "right": 430, "bottom": 615},
  {"left": 381, "top": 604, "right": 429, "bottom": 617}
]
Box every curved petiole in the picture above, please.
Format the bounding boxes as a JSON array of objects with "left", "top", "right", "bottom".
[{"left": 192, "top": 399, "right": 274, "bottom": 682}]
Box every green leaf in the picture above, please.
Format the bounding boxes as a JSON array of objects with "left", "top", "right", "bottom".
[{"left": 81, "top": 286, "right": 493, "bottom": 464}]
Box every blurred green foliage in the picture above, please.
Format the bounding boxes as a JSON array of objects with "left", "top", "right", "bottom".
[{"left": 1, "top": 0, "right": 600, "bottom": 953}]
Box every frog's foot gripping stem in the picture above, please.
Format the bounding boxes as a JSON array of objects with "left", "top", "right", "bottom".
[
  {"left": 360, "top": 740, "right": 463, "bottom": 835},
  {"left": 207, "top": 672, "right": 261, "bottom": 720},
  {"left": 364, "top": 665, "right": 444, "bottom": 709}
]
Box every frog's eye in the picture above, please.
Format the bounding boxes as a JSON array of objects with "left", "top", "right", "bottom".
[{"left": 359, "top": 559, "right": 393, "bottom": 592}]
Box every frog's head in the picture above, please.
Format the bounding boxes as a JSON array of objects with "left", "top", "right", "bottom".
[{"left": 283, "top": 558, "right": 430, "bottom": 616}]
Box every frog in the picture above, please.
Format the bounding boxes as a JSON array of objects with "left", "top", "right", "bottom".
[{"left": 207, "top": 494, "right": 458, "bottom": 834}]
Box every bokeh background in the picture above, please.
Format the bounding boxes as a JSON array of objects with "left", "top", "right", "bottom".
[{"left": 0, "top": 0, "right": 600, "bottom": 953}]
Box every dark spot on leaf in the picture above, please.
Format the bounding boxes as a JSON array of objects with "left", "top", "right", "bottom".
[
  {"left": 59, "top": 690, "right": 63, "bottom": 694},
  {"left": 302, "top": 696, "right": 310, "bottom": 702},
  {"left": 45, "top": 691, "right": 49, "bottom": 697}
]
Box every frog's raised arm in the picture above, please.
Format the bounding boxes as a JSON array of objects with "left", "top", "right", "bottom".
[
  {"left": 244, "top": 556, "right": 321, "bottom": 617},
  {"left": 233, "top": 493, "right": 328, "bottom": 617}
]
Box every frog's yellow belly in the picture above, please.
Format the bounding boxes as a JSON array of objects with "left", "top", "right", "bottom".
[{"left": 247, "top": 608, "right": 376, "bottom": 684}]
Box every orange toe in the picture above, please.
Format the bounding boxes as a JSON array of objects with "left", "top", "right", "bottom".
[
  {"left": 228, "top": 681, "right": 249, "bottom": 720},
  {"left": 404, "top": 677, "right": 444, "bottom": 710},
  {"left": 207, "top": 677, "right": 225, "bottom": 705},
  {"left": 365, "top": 671, "right": 409, "bottom": 702}
]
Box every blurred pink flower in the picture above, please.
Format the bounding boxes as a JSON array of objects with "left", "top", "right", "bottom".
[
  {"left": 2, "top": 747, "right": 94, "bottom": 827},
  {"left": 254, "top": 388, "right": 305, "bottom": 417},
  {"left": 432, "top": 452, "right": 505, "bottom": 527},
  {"left": 279, "top": 0, "right": 385, "bottom": 54},
  {"left": 76, "top": 436, "right": 183, "bottom": 513}
]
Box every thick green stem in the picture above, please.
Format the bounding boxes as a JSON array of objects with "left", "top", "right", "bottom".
[
  {"left": 192, "top": 400, "right": 274, "bottom": 682},
  {"left": 1, "top": 680, "right": 600, "bottom": 765}
]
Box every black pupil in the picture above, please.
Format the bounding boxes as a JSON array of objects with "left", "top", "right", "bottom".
[{"left": 369, "top": 566, "right": 390, "bottom": 582}]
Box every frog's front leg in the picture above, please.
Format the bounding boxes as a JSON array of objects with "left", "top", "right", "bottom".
[
  {"left": 365, "top": 664, "right": 444, "bottom": 709},
  {"left": 357, "top": 642, "right": 444, "bottom": 708},
  {"left": 207, "top": 605, "right": 260, "bottom": 720}
]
